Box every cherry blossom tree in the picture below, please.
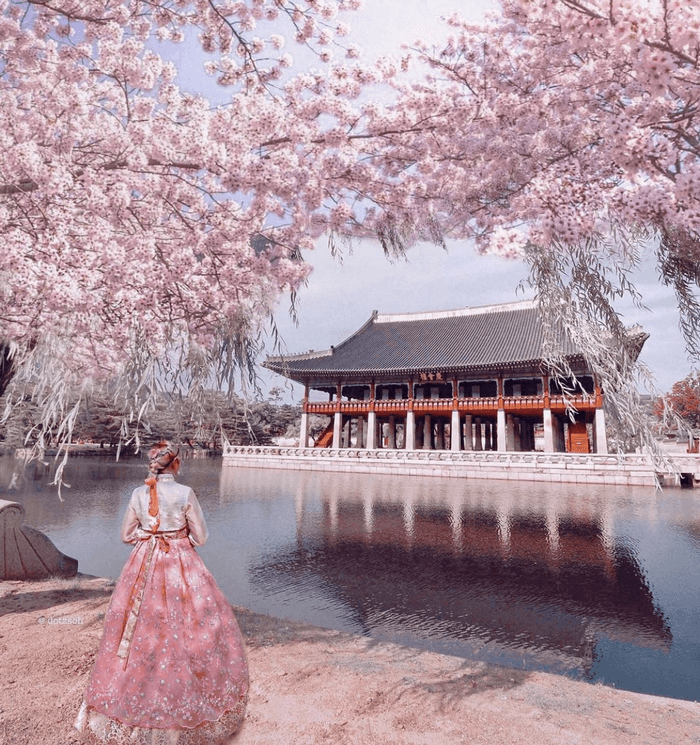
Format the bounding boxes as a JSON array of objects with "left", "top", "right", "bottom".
[
  {"left": 366, "top": 0, "right": 700, "bottom": 271},
  {"left": 6, "top": 0, "right": 700, "bottom": 466},
  {"left": 0, "top": 0, "right": 396, "bottom": 466},
  {"left": 342, "top": 0, "right": 700, "bottom": 447},
  {"left": 655, "top": 372, "right": 700, "bottom": 429}
]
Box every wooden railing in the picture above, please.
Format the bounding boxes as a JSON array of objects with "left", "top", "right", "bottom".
[{"left": 305, "top": 394, "right": 599, "bottom": 417}]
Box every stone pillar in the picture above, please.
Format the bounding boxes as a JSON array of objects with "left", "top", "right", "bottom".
[
  {"left": 497, "top": 409, "right": 506, "bottom": 452},
  {"left": 474, "top": 417, "right": 482, "bottom": 450},
  {"left": 555, "top": 416, "right": 566, "bottom": 452},
  {"left": 406, "top": 410, "right": 416, "bottom": 449},
  {"left": 357, "top": 415, "right": 365, "bottom": 448},
  {"left": 594, "top": 408, "right": 608, "bottom": 454},
  {"left": 300, "top": 383, "right": 310, "bottom": 448},
  {"left": 367, "top": 410, "right": 377, "bottom": 449},
  {"left": 543, "top": 408, "right": 555, "bottom": 453},
  {"left": 342, "top": 417, "right": 351, "bottom": 448},
  {"left": 415, "top": 417, "right": 424, "bottom": 449},
  {"left": 388, "top": 415, "right": 396, "bottom": 449},
  {"left": 423, "top": 414, "right": 432, "bottom": 449},
  {"left": 435, "top": 419, "right": 445, "bottom": 450},
  {"left": 464, "top": 414, "right": 473, "bottom": 450},
  {"left": 332, "top": 411, "right": 342, "bottom": 449},
  {"left": 506, "top": 414, "right": 515, "bottom": 451},
  {"left": 451, "top": 409, "right": 461, "bottom": 451},
  {"left": 299, "top": 411, "right": 309, "bottom": 448},
  {"left": 484, "top": 421, "right": 493, "bottom": 451},
  {"left": 513, "top": 416, "right": 521, "bottom": 451}
]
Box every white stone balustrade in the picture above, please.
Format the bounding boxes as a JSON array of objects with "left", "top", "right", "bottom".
[{"left": 223, "top": 445, "right": 700, "bottom": 487}]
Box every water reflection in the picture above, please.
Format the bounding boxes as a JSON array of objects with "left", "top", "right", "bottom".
[
  {"left": 222, "top": 468, "right": 671, "bottom": 677},
  {"left": 3, "top": 456, "right": 697, "bottom": 699}
]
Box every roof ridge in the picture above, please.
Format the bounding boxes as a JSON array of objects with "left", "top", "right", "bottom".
[
  {"left": 374, "top": 299, "right": 537, "bottom": 324},
  {"left": 265, "top": 348, "right": 333, "bottom": 364}
]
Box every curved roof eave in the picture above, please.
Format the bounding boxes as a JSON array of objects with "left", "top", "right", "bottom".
[{"left": 266, "top": 354, "right": 588, "bottom": 383}]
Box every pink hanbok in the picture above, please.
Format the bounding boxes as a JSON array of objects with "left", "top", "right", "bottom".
[{"left": 75, "top": 473, "right": 249, "bottom": 744}]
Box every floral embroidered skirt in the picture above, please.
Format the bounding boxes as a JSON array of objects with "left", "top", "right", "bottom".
[{"left": 75, "top": 534, "right": 249, "bottom": 744}]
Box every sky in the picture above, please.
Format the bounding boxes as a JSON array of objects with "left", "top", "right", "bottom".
[{"left": 171, "top": 0, "right": 695, "bottom": 400}]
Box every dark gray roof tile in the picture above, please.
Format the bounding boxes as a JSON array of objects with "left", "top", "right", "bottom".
[{"left": 265, "top": 301, "right": 642, "bottom": 381}]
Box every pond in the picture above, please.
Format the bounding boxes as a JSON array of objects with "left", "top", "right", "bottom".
[{"left": 4, "top": 454, "right": 700, "bottom": 702}]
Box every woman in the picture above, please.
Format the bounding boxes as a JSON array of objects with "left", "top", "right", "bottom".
[{"left": 75, "top": 442, "right": 249, "bottom": 744}]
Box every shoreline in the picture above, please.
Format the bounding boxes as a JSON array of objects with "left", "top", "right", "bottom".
[{"left": 2, "top": 574, "right": 700, "bottom": 745}]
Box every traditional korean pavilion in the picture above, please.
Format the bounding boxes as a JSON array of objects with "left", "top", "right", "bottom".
[{"left": 264, "top": 299, "right": 648, "bottom": 454}]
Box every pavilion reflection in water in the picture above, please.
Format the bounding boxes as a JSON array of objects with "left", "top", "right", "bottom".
[{"left": 220, "top": 469, "right": 671, "bottom": 675}]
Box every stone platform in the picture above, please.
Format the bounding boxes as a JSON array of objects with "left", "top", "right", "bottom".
[{"left": 222, "top": 446, "right": 700, "bottom": 487}]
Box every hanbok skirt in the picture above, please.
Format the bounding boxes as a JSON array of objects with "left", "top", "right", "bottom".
[{"left": 75, "top": 532, "right": 248, "bottom": 745}]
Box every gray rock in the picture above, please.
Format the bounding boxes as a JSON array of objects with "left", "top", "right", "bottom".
[{"left": 0, "top": 499, "right": 78, "bottom": 579}]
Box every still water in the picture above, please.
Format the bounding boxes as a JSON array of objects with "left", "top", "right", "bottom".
[{"left": 5, "top": 455, "right": 700, "bottom": 701}]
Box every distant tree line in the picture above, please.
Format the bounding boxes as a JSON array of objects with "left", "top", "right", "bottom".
[{"left": 0, "top": 388, "right": 301, "bottom": 452}]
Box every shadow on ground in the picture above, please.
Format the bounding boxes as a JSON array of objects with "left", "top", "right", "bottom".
[
  {"left": 234, "top": 605, "right": 533, "bottom": 703},
  {"left": 0, "top": 576, "right": 113, "bottom": 617}
]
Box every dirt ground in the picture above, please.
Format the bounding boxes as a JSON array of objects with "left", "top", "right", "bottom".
[{"left": 2, "top": 574, "right": 700, "bottom": 745}]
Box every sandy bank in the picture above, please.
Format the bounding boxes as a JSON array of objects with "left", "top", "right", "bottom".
[{"left": 1, "top": 574, "right": 699, "bottom": 745}]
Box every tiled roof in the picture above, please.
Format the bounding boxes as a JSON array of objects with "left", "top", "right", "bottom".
[{"left": 264, "top": 300, "right": 645, "bottom": 380}]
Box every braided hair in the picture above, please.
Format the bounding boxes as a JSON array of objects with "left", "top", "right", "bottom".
[{"left": 144, "top": 441, "right": 180, "bottom": 531}]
